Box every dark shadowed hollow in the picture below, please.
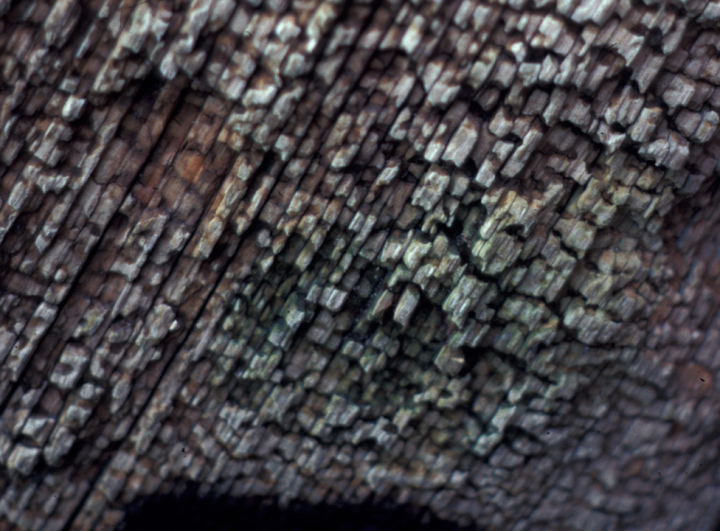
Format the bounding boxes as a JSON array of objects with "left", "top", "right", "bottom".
[
  {"left": 116, "top": 481, "right": 720, "bottom": 531},
  {"left": 117, "top": 483, "right": 483, "bottom": 531}
]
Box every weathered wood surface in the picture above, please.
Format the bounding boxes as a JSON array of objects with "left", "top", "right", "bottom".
[{"left": 1, "top": 0, "right": 720, "bottom": 529}]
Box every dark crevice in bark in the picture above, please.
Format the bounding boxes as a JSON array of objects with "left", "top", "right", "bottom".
[{"left": 118, "top": 482, "right": 484, "bottom": 531}]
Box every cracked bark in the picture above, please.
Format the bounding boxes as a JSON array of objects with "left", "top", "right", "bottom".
[{"left": 1, "top": 0, "right": 720, "bottom": 530}]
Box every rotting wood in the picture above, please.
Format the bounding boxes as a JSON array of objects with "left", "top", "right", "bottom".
[{"left": 1, "top": 0, "right": 720, "bottom": 529}]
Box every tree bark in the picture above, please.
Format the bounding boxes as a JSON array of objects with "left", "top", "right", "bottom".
[{"left": 1, "top": 0, "right": 720, "bottom": 529}]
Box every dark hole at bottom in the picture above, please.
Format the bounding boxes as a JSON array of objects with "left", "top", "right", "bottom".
[{"left": 118, "top": 482, "right": 483, "bottom": 531}]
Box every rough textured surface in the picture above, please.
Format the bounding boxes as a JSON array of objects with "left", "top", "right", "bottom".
[{"left": 1, "top": 0, "right": 720, "bottom": 530}]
